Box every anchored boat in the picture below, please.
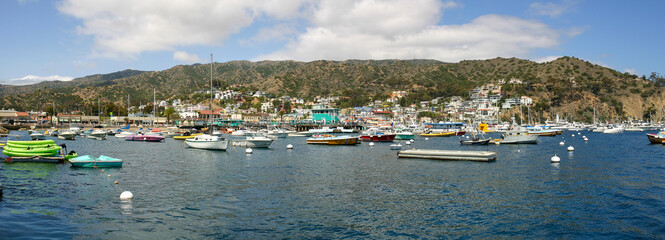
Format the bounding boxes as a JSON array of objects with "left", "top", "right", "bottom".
[
  {"left": 306, "top": 135, "right": 361, "bottom": 145},
  {"left": 69, "top": 155, "right": 122, "bottom": 168}
]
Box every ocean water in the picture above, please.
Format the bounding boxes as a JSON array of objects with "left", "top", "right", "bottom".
[{"left": 1, "top": 131, "right": 664, "bottom": 239}]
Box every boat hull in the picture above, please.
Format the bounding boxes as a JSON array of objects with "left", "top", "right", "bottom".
[
  {"left": 306, "top": 136, "right": 360, "bottom": 145},
  {"left": 394, "top": 134, "right": 415, "bottom": 140},
  {"left": 647, "top": 133, "right": 665, "bottom": 143},
  {"left": 69, "top": 155, "right": 122, "bottom": 168},
  {"left": 57, "top": 133, "right": 76, "bottom": 140},
  {"left": 125, "top": 135, "right": 165, "bottom": 142},
  {"left": 499, "top": 135, "right": 539, "bottom": 144},
  {"left": 185, "top": 139, "right": 229, "bottom": 150},
  {"left": 460, "top": 139, "right": 491, "bottom": 145},
  {"left": 420, "top": 132, "right": 455, "bottom": 137},
  {"left": 232, "top": 140, "right": 273, "bottom": 148},
  {"left": 360, "top": 134, "right": 396, "bottom": 142}
]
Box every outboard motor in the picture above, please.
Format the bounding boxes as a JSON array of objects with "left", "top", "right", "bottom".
[{"left": 59, "top": 144, "right": 68, "bottom": 155}]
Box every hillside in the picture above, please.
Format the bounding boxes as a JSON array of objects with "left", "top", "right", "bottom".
[{"left": 0, "top": 57, "right": 661, "bottom": 122}]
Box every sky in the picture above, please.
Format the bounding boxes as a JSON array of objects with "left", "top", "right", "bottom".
[{"left": 1, "top": 0, "right": 664, "bottom": 85}]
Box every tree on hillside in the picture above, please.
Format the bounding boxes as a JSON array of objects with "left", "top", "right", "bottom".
[{"left": 649, "top": 72, "right": 665, "bottom": 86}]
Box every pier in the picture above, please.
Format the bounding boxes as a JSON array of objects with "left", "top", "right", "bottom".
[{"left": 397, "top": 149, "right": 497, "bottom": 162}]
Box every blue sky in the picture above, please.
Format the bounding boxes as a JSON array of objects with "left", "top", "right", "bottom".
[{"left": 1, "top": 0, "right": 663, "bottom": 85}]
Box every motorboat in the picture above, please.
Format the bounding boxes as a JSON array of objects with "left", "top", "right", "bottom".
[
  {"left": 125, "top": 134, "right": 165, "bottom": 142},
  {"left": 69, "top": 155, "right": 123, "bottom": 168},
  {"left": 232, "top": 133, "right": 273, "bottom": 148},
  {"left": 420, "top": 131, "right": 455, "bottom": 137},
  {"left": 263, "top": 128, "right": 290, "bottom": 138},
  {"left": 360, "top": 128, "right": 396, "bottom": 142},
  {"left": 498, "top": 126, "right": 539, "bottom": 144},
  {"left": 173, "top": 132, "right": 202, "bottom": 140},
  {"left": 57, "top": 131, "right": 77, "bottom": 140},
  {"left": 647, "top": 132, "right": 665, "bottom": 143},
  {"left": 603, "top": 126, "right": 624, "bottom": 134},
  {"left": 115, "top": 131, "right": 134, "bottom": 138},
  {"left": 88, "top": 129, "right": 107, "bottom": 139},
  {"left": 393, "top": 130, "right": 415, "bottom": 140},
  {"left": 185, "top": 134, "right": 229, "bottom": 150},
  {"left": 306, "top": 135, "right": 360, "bottom": 145},
  {"left": 30, "top": 131, "right": 45, "bottom": 140}
]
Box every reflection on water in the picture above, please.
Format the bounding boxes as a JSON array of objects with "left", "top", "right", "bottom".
[
  {"left": 120, "top": 200, "right": 133, "bottom": 215},
  {"left": 0, "top": 131, "right": 664, "bottom": 238}
]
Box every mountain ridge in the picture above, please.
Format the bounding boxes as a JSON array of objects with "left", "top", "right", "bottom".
[{"left": 0, "top": 57, "right": 662, "bottom": 122}]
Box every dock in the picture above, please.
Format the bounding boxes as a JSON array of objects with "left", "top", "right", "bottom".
[
  {"left": 397, "top": 149, "right": 497, "bottom": 162},
  {"left": 3, "top": 156, "right": 66, "bottom": 163}
]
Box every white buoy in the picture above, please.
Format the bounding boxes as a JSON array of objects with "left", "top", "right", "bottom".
[
  {"left": 517, "top": 149, "right": 521, "bottom": 152},
  {"left": 246, "top": 148, "right": 253, "bottom": 154},
  {"left": 559, "top": 141, "right": 565, "bottom": 146},
  {"left": 571, "top": 134, "right": 575, "bottom": 137},
  {"left": 120, "top": 191, "right": 133, "bottom": 200},
  {"left": 578, "top": 132, "right": 581, "bottom": 135},
  {"left": 584, "top": 137, "right": 588, "bottom": 142},
  {"left": 369, "top": 142, "right": 374, "bottom": 146},
  {"left": 551, "top": 154, "right": 560, "bottom": 163},
  {"left": 567, "top": 146, "right": 574, "bottom": 151},
  {"left": 405, "top": 141, "right": 411, "bottom": 145},
  {"left": 582, "top": 136, "right": 586, "bottom": 138},
  {"left": 287, "top": 144, "right": 293, "bottom": 149},
  {"left": 425, "top": 138, "right": 429, "bottom": 140},
  {"left": 410, "top": 139, "right": 414, "bottom": 142}
]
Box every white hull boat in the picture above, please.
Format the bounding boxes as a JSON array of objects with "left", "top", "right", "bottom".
[
  {"left": 499, "top": 126, "right": 539, "bottom": 144},
  {"left": 57, "top": 131, "right": 77, "bottom": 140},
  {"left": 185, "top": 134, "right": 229, "bottom": 150},
  {"left": 232, "top": 134, "right": 273, "bottom": 148}
]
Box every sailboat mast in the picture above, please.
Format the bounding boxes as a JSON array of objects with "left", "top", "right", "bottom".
[{"left": 210, "top": 54, "right": 213, "bottom": 133}]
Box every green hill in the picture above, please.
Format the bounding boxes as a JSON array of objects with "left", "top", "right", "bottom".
[{"left": 0, "top": 57, "right": 662, "bottom": 122}]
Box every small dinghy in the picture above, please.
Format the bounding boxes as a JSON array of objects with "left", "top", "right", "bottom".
[
  {"left": 69, "top": 155, "right": 123, "bottom": 168},
  {"left": 390, "top": 143, "right": 402, "bottom": 150}
]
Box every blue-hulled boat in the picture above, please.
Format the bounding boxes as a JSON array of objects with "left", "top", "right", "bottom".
[{"left": 69, "top": 155, "right": 123, "bottom": 168}]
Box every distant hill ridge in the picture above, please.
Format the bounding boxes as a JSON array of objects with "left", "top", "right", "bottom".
[{"left": 0, "top": 57, "right": 662, "bottom": 121}]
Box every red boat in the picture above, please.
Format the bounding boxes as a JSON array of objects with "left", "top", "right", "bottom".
[
  {"left": 360, "top": 133, "right": 396, "bottom": 142},
  {"left": 360, "top": 128, "right": 396, "bottom": 142}
]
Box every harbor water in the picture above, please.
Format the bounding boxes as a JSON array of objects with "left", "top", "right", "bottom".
[{"left": 1, "top": 131, "right": 664, "bottom": 238}]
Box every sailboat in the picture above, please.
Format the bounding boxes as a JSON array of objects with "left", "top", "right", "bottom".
[{"left": 185, "top": 54, "right": 229, "bottom": 151}]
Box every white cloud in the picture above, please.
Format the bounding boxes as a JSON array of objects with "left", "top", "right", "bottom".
[
  {"left": 258, "top": 10, "right": 560, "bottom": 62},
  {"left": 533, "top": 56, "right": 563, "bottom": 63},
  {"left": 529, "top": 0, "right": 578, "bottom": 18},
  {"left": 58, "top": 0, "right": 566, "bottom": 64},
  {"left": 624, "top": 68, "right": 636, "bottom": 74},
  {"left": 57, "top": 0, "right": 311, "bottom": 58},
  {"left": 173, "top": 51, "right": 202, "bottom": 63},
  {"left": 240, "top": 24, "right": 299, "bottom": 46},
  {"left": 2, "top": 75, "right": 74, "bottom": 86}
]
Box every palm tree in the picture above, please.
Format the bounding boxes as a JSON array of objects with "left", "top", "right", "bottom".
[{"left": 162, "top": 107, "right": 179, "bottom": 124}]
